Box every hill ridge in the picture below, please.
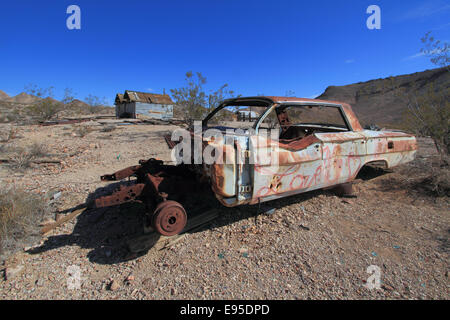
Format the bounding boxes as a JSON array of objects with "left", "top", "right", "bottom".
[{"left": 317, "top": 67, "right": 449, "bottom": 126}]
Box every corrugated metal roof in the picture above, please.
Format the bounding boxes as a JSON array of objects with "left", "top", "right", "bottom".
[
  {"left": 122, "top": 90, "right": 174, "bottom": 105},
  {"left": 115, "top": 94, "right": 125, "bottom": 104}
]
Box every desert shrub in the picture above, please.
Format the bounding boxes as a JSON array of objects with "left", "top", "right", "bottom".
[
  {"left": 28, "top": 98, "right": 64, "bottom": 121},
  {"left": 6, "top": 113, "right": 20, "bottom": 123},
  {"left": 25, "top": 85, "right": 75, "bottom": 121},
  {"left": 401, "top": 33, "right": 450, "bottom": 160},
  {"left": 101, "top": 125, "right": 116, "bottom": 133},
  {"left": 72, "top": 125, "right": 92, "bottom": 137},
  {"left": 0, "top": 126, "right": 19, "bottom": 142},
  {"left": 397, "top": 152, "right": 450, "bottom": 198},
  {"left": 0, "top": 144, "right": 8, "bottom": 154},
  {"left": 84, "top": 94, "right": 108, "bottom": 114},
  {"left": 171, "top": 72, "right": 236, "bottom": 124},
  {"left": 0, "top": 188, "right": 47, "bottom": 255},
  {"left": 28, "top": 142, "right": 48, "bottom": 158},
  {"left": 6, "top": 143, "right": 47, "bottom": 171},
  {"left": 402, "top": 85, "right": 449, "bottom": 158},
  {"left": 9, "top": 148, "right": 35, "bottom": 171},
  {"left": 412, "top": 165, "right": 450, "bottom": 197}
]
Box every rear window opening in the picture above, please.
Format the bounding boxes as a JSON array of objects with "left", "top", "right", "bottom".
[{"left": 274, "top": 105, "right": 350, "bottom": 141}]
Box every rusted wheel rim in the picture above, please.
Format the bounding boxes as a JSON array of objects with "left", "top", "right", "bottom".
[{"left": 152, "top": 201, "right": 187, "bottom": 236}]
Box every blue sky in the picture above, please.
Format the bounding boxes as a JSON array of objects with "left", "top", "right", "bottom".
[{"left": 0, "top": 0, "right": 449, "bottom": 104}]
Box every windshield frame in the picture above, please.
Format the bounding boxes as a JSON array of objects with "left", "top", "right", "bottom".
[
  {"left": 202, "top": 98, "right": 354, "bottom": 134},
  {"left": 202, "top": 97, "right": 274, "bottom": 132}
]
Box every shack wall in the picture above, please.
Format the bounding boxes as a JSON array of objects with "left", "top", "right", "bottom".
[
  {"left": 116, "top": 102, "right": 173, "bottom": 120},
  {"left": 135, "top": 102, "right": 173, "bottom": 120}
]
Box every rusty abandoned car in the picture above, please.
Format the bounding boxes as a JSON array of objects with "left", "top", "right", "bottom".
[{"left": 91, "top": 96, "right": 418, "bottom": 236}]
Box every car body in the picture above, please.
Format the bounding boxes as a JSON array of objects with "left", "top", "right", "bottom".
[
  {"left": 199, "top": 96, "right": 418, "bottom": 207},
  {"left": 95, "top": 96, "right": 418, "bottom": 236}
]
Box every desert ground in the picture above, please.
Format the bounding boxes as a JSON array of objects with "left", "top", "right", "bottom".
[{"left": 0, "top": 119, "right": 448, "bottom": 299}]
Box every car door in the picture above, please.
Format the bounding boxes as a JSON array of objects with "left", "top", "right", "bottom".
[
  {"left": 249, "top": 133, "right": 324, "bottom": 202},
  {"left": 315, "top": 131, "right": 367, "bottom": 186}
]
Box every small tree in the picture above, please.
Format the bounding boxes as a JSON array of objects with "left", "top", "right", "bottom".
[
  {"left": 170, "top": 72, "right": 207, "bottom": 124},
  {"left": 206, "top": 84, "right": 238, "bottom": 122},
  {"left": 207, "top": 84, "right": 235, "bottom": 112},
  {"left": 171, "top": 72, "right": 236, "bottom": 124},
  {"left": 402, "top": 33, "right": 449, "bottom": 161},
  {"left": 84, "top": 94, "right": 107, "bottom": 114},
  {"left": 285, "top": 90, "right": 295, "bottom": 97},
  {"left": 402, "top": 84, "right": 449, "bottom": 157},
  {"left": 61, "top": 88, "right": 75, "bottom": 105},
  {"left": 421, "top": 32, "right": 450, "bottom": 71},
  {"left": 25, "top": 85, "right": 62, "bottom": 121},
  {"left": 25, "top": 85, "right": 76, "bottom": 121}
]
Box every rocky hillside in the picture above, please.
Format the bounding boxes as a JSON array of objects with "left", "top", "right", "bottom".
[
  {"left": 317, "top": 67, "right": 449, "bottom": 127},
  {"left": 0, "top": 90, "right": 9, "bottom": 100},
  {"left": 0, "top": 92, "right": 114, "bottom": 122},
  {"left": 6, "top": 92, "right": 40, "bottom": 104}
]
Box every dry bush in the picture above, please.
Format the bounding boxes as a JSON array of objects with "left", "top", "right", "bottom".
[
  {"left": 0, "top": 126, "right": 19, "bottom": 142},
  {"left": 397, "top": 155, "right": 450, "bottom": 197},
  {"left": 415, "top": 164, "right": 450, "bottom": 197},
  {"left": 28, "top": 98, "right": 64, "bottom": 121},
  {"left": 9, "top": 148, "right": 35, "bottom": 171},
  {"left": 402, "top": 85, "right": 449, "bottom": 158},
  {"left": 101, "top": 125, "right": 116, "bottom": 133},
  {"left": 2, "top": 113, "right": 20, "bottom": 123},
  {"left": 7, "top": 113, "right": 19, "bottom": 123},
  {"left": 171, "top": 71, "right": 236, "bottom": 125},
  {"left": 28, "top": 142, "right": 48, "bottom": 158},
  {"left": 72, "top": 125, "right": 93, "bottom": 137},
  {"left": 0, "top": 188, "right": 47, "bottom": 256},
  {"left": 7, "top": 143, "right": 48, "bottom": 171},
  {"left": 0, "top": 144, "right": 8, "bottom": 154}
]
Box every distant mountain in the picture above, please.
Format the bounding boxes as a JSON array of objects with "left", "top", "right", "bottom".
[
  {"left": 0, "top": 90, "right": 9, "bottom": 100},
  {"left": 68, "top": 99, "right": 90, "bottom": 109},
  {"left": 316, "top": 67, "right": 449, "bottom": 127},
  {"left": 6, "top": 92, "right": 40, "bottom": 104}
]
